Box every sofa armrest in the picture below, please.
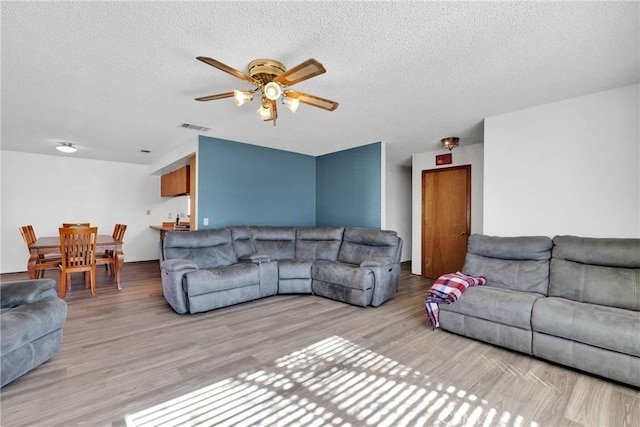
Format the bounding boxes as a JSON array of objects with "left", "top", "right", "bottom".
[
  {"left": 160, "top": 259, "right": 199, "bottom": 314},
  {"left": 238, "top": 253, "right": 272, "bottom": 263},
  {"left": 161, "top": 258, "right": 198, "bottom": 272},
  {"left": 0, "top": 279, "right": 58, "bottom": 309},
  {"left": 359, "top": 258, "right": 401, "bottom": 307},
  {"left": 360, "top": 257, "right": 395, "bottom": 268}
]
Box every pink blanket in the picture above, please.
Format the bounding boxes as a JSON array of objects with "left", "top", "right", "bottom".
[{"left": 425, "top": 271, "right": 486, "bottom": 329}]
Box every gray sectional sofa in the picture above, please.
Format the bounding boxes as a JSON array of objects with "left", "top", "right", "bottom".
[
  {"left": 160, "top": 226, "right": 403, "bottom": 314},
  {"left": 439, "top": 234, "right": 640, "bottom": 387},
  {"left": 1, "top": 278, "right": 68, "bottom": 387}
]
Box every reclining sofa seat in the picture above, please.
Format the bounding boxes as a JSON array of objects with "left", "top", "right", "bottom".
[
  {"left": 438, "top": 234, "right": 553, "bottom": 354},
  {"left": 161, "top": 226, "right": 402, "bottom": 314},
  {"left": 313, "top": 227, "right": 402, "bottom": 307},
  {"left": 161, "top": 228, "right": 277, "bottom": 314},
  {"left": 439, "top": 233, "right": 640, "bottom": 388},
  {"left": 531, "top": 236, "right": 640, "bottom": 386}
]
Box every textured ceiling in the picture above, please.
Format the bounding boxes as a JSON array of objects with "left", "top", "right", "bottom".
[{"left": 2, "top": 1, "right": 638, "bottom": 167}]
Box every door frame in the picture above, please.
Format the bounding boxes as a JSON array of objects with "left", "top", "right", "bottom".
[{"left": 421, "top": 165, "right": 471, "bottom": 278}]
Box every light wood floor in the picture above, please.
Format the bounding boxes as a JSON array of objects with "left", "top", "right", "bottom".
[{"left": 1, "top": 262, "right": 638, "bottom": 426}]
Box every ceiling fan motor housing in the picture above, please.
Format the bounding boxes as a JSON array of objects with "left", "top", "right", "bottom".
[{"left": 248, "top": 59, "right": 286, "bottom": 84}]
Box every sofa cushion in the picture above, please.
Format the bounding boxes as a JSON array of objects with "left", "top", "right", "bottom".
[
  {"left": 550, "top": 260, "right": 640, "bottom": 311},
  {"left": 229, "top": 226, "right": 256, "bottom": 258},
  {"left": 337, "top": 228, "right": 400, "bottom": 265},
  {"left": 184, "top": 263, "right": 260, "bottom": 296},
  {"left": 553, "top": 235, "right": 640, "bottom": 268},
  {"left": 549, "top": 236, "right": 640, "bottom": 310},
  {"left": 312, "top": 260, "right": 374, "bottom": 291},
  {"left": 439, "top": 285, "right": 541, "bottom": 331},
  {"left": 312, "top": 261, "right": 374, "bottom": 307},
  {"left": 532, "top": 297, "right": 640, "bottom": 357},
  {"left": 276, "top": 251, "right": 314, "bottom": 295},
  {"left": 462, "top": 234, "right": 552, "bottom": 295},
  {"left": 164, "top": 229, "right": 237, "bottom": 269},
  {"left": 0, "top": 298, "right": 68, "bottom": 355},
  {"left": 0, "top": 279, "right": 58, "bottom": 308},
  {"left": 278, "top": 259, "right": 313, "bottom": 279},
  {"left": 295, "top": 227, "right": 344, "bottom": 260},
  {"left": 250, "top": 226, "right": 296, "bottom": 260}
]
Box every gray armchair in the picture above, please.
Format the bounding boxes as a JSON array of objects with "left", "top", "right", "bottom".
[{"left": 1, "top": 278, "right": 67, "bottom": 387}]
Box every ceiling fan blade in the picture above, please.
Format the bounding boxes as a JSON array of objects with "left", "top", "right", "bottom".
[
  {"left": 285, "top": 90, "right": 339, "bottom": 111},
  {"left": 194, "top": 91, "right": 235, "bottom": 102},
  {"left": 196, "top": 56, "right": 260, "bottom": 86},
  {"left": 274, "top": 59, "right": 326, "bottom": 87}
]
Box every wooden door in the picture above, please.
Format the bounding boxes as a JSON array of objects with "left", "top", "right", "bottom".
[{"left": 422, "top": 165, "right": 471, "bottom": 279}]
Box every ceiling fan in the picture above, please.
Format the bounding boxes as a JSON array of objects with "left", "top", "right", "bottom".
[{"left": 195, "top": 57, "right": 339, "bottom": 126}]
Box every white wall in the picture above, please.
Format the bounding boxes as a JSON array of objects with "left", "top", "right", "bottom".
[
  {"left": 385, "top": 161, "right": 412, "bottom": 262},
  {"left": 411, "top": 143, "right": 484, "bottom": 275},
  {"left": 0, "top": 151, "right": 189, "bottom": 273},
  {"left": 484, "top": 84, "right": 639, "bottom": 238}
]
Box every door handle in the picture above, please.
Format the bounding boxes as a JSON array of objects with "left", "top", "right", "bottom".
[{"left": 460, "top": 231, "right": 466, "bottom": 236}]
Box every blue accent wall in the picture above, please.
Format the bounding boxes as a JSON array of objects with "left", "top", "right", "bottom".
[
  {"left": 316, "top": 142, "right": 382, "bottom": 228},
  {"left": 198, "top": 136, "right": 316, "bottom": 228}
]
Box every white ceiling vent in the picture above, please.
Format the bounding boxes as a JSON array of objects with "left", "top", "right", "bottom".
[{"left": 179, "top": 123, "right": 210, "bottom": 132}]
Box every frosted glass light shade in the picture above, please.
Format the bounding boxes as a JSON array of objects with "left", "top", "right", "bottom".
[
  {"left": 56, "top": 142, "right": 77, "bottom": 153},
  {"left": 233, "top": 90, "right": 253, "bottom": 106},
  {"left": 257, "top": 103, "right": 273, "bottom": 120},
  {"left": 263, "top": 82, "right": 282, "bottom": 101},
  {"left": 284, "top": 97, "right": 299, "bottom": 113}
]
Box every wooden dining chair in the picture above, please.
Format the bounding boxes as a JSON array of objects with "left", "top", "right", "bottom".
[
  {"left": 19, "top": 225, "right": 37, "bottom": 246},
  {"left": 62, "top": 223, "right": 90, "bottom": 228},
  {"left": 19, "top": 225, "right": 61, "bottom": 278},
  {"left": 58, "top": 226, "right": 98, "bottom": 298},
  {"left": 102, "top": 224, "right": 127, "bottom": 275}
]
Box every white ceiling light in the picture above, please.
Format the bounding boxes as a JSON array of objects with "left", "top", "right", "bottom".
[
  {"left": 56, "top": 142, "right": 77, "bottom": 153},
  {"left": 233, "top": 90, "right": 253, "bottom": 106},
  {"left": 263, "top": 82, "right": 282, "bottom": 101},
  {"left": 257, "top": 102, "right": 274, "bottom": 121},
  {"left": 283, "top": 94, "right": 299, "bottom": 113}
]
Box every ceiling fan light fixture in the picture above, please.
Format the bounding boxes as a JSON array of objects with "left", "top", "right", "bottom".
[
  {"left": 257, "top": 102, "right": 274, "bottom": 120},
  {"left": 195, "top": 56, "right": 338, "bottom": 124},
  {"left": 233, "top": 90, "right": 253, "bottom": 106},
  {"left": 283, "top": 96, "right": 300, "bottom": 113},
  {"left": 56, "top": 142, "right": 77, "bottom": 153},
  {"left": 263, "top": 82, "right": 282, "bottom": 101}
]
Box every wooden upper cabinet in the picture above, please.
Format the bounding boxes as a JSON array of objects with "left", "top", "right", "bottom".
[{"left": 161, "top": 165, "right": 190, "bottom": 197}]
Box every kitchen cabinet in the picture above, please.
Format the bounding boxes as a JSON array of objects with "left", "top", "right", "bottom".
[{"left": 161, "top": 165, "right": 190, "bottom": 197}]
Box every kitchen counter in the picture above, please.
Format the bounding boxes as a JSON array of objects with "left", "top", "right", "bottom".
[{"left": 150, "top": 222, "right": 191, "bottom": 240}]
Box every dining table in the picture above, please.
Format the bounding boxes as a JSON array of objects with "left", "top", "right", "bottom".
[{"left": 28, "top": 235, "right": 125, "bottom": 290}]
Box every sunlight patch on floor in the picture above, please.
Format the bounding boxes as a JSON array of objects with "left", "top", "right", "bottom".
[{"left": 125, "top": 336, "right": 538, "bottom": 427}]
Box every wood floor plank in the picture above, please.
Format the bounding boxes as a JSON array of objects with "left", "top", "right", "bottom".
[{"left": 1, "top": 261, "right": 639, "bottom": 426}]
